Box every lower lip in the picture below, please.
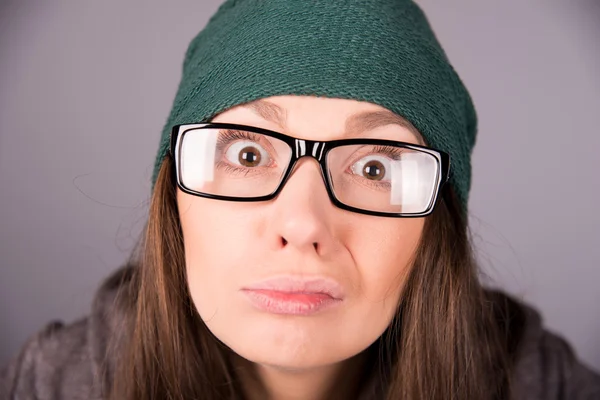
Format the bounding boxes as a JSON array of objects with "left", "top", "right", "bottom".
[{"left": 241, "top": 289, "right": 341, "bottom": 316}]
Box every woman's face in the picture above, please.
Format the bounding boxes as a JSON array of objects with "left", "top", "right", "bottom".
[{"left": 177, "top": 95, "right": 425, "bottom": 369}]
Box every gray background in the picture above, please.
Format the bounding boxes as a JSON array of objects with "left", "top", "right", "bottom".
[{"left": 1, "top": 0, "right": 598, "bottom": 370}]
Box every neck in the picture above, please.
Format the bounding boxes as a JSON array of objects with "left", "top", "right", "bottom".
[{"left": 234, "top": 351, "right": 369, "bottom": 400}]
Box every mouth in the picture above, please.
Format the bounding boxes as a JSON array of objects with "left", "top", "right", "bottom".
[{"left": 240, "top": 276, "right": 344, "bottom": 316}]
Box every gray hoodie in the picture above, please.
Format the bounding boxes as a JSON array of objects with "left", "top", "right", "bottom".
[{"left": 1, "top": 266, "right": 599, "bottom": 400}]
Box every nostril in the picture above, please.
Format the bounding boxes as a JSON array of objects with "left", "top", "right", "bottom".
[{"left": 279, "top": 238, "right": 319, "bottom": 251}]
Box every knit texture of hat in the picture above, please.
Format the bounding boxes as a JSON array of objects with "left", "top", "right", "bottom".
[{"left": 152, "top": 0, "right": 477, "bottom": 211}]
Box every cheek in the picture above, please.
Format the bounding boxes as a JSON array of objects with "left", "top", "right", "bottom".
[
  {"left": 312, "top": 217, "right": 424, "bottom": 363},
  {"left": 177, "top": 193, "right": 260, "bottom": 323},
  {"left": 348, "top": 217, "right": 423, "bottom": 312}
]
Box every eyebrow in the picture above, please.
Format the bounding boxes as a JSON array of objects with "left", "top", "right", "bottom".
[
  {"left": 245, "top": 100, "right": 288, "bottom": 129},
  {"left": 243, "top": 100, "right": 424, "bottom": 144}
]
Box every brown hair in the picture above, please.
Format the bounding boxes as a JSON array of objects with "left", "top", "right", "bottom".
[{"left": 108, "top": 156, "right": 514, "bottom": 399}]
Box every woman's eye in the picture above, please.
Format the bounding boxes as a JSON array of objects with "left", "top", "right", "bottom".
[
  {"left": 350, "top": 155, "right": 391, "bottom": 181},
  {"left": 225, "top": 141, "right": 269, "bottom": 167}
]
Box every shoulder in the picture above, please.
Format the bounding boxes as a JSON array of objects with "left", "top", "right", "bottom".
[
  {"left": 0, "top": 318, "right": 102, "bottom": 400},
  {"left": 0, "top": 266, "right": 133, "bottom": 400},
  {"left": 486, "top": 289, "right": 600, "bottom": 400}
]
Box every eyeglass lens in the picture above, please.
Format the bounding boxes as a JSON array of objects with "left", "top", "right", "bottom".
[{"left": 176, "top": 127, "right": 440, "bottom": 214}]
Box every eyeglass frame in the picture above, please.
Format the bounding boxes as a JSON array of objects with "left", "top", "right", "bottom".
[{"left": 169, "top": 122, "right": 451, "bottom": 218}]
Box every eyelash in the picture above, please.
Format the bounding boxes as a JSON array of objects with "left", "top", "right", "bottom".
[
  {"left": 215, "top": 161, "right": 256, "bottom": 176},
  {"left": 218, "top": 129, "right": 404, "bottom": 155},
  {"left": 216, "top": 129, "right": 404, "bottom": 174},
  {"left": 215, "top": 129, "right": 274, "bottom": 175},
  {"left": 218, "top": 129, "right": 262, "bottom": 144},
  {"left": 211, "top": 130, "right": 405, "bottom": 193},
  {"left": 369, "top": 145, "right": 404, "bottom": 160}
]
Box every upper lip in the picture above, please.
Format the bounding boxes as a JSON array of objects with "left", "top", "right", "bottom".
[{"left": 241, "top": 276, "right": 345, "bottom": 300}]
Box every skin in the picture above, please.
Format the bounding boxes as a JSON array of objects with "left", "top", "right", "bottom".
[{"left": 177, "top": 95, "right": 425, "bottom": 400}]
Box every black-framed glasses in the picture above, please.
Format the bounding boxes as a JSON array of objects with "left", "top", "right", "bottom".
[{"left": 169, "top": 123, "right": 450, "bottom": 218}]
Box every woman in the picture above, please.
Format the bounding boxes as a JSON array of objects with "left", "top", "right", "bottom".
[{"left": 1, "top": 0, "right": 599, "bottom": 399}]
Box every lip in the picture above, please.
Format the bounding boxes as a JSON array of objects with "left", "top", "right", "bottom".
[{"left": 241, "top": 276, "right": 344, "bottom": 316}]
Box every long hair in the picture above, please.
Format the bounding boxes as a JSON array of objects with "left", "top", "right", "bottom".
[{"left": 107, "top": 155, "right": 513, "bottom": 399}]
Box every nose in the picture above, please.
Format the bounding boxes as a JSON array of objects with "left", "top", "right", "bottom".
[{"left": 267, "top": 157, "right": 335, "bottom": 256}]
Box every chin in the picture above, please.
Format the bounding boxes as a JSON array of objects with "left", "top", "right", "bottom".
[
  {"left": 232, "top": 342, "right": 343, "bottom": 370},
  {"left": 215, "top": 316, "right": 359, "bottom": 369}
]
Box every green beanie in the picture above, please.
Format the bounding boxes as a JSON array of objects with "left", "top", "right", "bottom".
[{"left": 152, "top": 0, "right": 477, "bottom": 212}]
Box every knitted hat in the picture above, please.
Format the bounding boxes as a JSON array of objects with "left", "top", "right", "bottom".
[{"left": 152, "top": 0, "right": 477, "bottom": 212}]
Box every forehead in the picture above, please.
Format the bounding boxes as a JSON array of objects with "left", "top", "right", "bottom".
[{"left": 212, "top": 95, "right": 425, "bottom": 144}]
